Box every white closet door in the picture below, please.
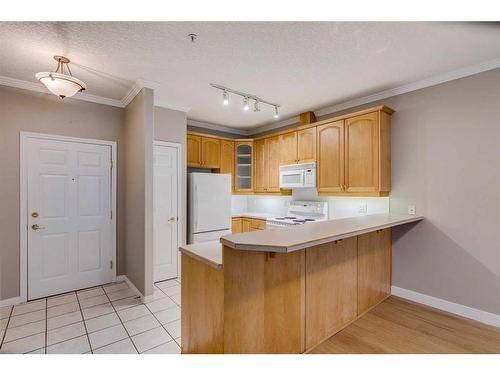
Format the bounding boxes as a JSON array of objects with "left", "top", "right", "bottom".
[
  {"left": 153, "top": 144, "right": 179, "bottom": 282},
  {"left": 27, "top": 137, "right": 113, "bottom": 299}
]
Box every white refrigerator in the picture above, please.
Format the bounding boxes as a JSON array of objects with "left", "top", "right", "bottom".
[{"left": 188, "top": 173, "right": 232, "bottom": 244}]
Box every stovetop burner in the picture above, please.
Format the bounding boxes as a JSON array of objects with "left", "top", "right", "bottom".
[{"left": 274, "top": 216, "right": 297, "bottom": 220}]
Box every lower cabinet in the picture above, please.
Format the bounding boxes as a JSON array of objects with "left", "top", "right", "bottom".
[
  {"left": 305, "top": 237, "right": 358, "bottom": 350},
  {"left": 357, "top": 228, "right": 392, "bottom": 315},
  {"left": 232, "top": 217, "right": 267, "bottom": 233}
]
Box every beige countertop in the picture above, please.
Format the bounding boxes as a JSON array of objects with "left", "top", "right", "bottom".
[
  {"left": 179, "top": 241, "right": 223, "bottom": 270},
  {"left": 221, "top": 213, "right": 423, "bottom": 253},
  {"left": 232, "top": 212, "right": 275, "bottom": 220}
]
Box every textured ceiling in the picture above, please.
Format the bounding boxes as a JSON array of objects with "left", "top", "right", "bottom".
[{"left": 1, "top": 22, "right": 500, "bottom": 129}]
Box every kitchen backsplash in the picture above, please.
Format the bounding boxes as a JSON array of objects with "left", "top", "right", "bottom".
[{"left": 232, "top": 189, "right": 389, "bottom": 219}]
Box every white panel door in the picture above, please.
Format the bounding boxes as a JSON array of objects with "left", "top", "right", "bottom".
[
  {"left": 153, "top": 144, "right": 179, "bottom": 282},
  {"left": 27, "top": 138, "right": 113, "bottom": 299}
]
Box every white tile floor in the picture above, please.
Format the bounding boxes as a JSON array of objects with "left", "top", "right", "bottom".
[{"left": 0, "top": 278, "right": 181, "bottom": 354}]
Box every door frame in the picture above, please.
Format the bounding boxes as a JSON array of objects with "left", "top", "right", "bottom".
[
  {"left": 153, "top": 140, "right": 182, "bottom": 279},
  {"left": 20, "top": 131, "right": 117, "bottom": 302}
]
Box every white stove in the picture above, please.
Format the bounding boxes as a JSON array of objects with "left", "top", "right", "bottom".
[{"left": 266, "top": 201, "right": 328, "bottom": 228}]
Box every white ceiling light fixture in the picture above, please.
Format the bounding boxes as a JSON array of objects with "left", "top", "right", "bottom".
[
  {"left": 222, "top": 90, "right": 229, "bottom": 105},
  {"left": 210, "top": 83, "right": 279, "bottom": 119},
  {"left": 273, "top": 106, "right": 279, "bottom": 119},
  {"left": 35, "top": 56, "right": 86, "bottom": 99}
]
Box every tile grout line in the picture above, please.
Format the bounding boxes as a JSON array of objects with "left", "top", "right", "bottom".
[
  {"left": 102, "top": 285, "right": 140, "bottom": 354},
  {"left": 143, "top": 296, "right": 179, "bottom": 348},
  {"left": 75, "top": 288, "right": 95, "bottom": 354},
  {"left": 0, "top": 305, "right": 14, "bottom": 351}
]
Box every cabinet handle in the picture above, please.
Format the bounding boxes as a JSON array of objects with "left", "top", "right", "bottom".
[
  {"left": 334, "top": 239, "right": 343, "bottom": 244},
  {"left": 376, "top": 229, "right": 384, "bottom": 233}
]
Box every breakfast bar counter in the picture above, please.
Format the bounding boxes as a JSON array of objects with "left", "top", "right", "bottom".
[{"left": 180, "top": 213, "right": 423, "bottom": 354}]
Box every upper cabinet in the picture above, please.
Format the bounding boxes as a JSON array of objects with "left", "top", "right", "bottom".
[
  {"left": 317, "top": 108, "right": 392, "bottom": 196},
  {"left": 279, "top": 128, "right": 316, "bottom": 165},
  {"left": 187, "top": 134, "right": 220, "bottom": 168},
  {"left": 235, "top": 141, "right": 253, "bottom": 193},
  {"left": 220, "top": 140, "right": 235, "bottom": 189},
  {"left": 317, "top": 121, "right": 344, "bottom": 194},
  {"left": 187, "top": 134, "right": 202, "bottom": 166},
  {"left": 297, "top": 127, "right": 316, "bottom": 163},
  {"left": 279, "top": 131, "right": 298, "bottom": 165},
  {"left": 254, "top": 136, "right": 281, "bottom": 193}
]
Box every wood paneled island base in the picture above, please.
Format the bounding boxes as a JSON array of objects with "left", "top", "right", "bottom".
[{"left": 181, "top": 227, "right": 395, "bottom": 354}]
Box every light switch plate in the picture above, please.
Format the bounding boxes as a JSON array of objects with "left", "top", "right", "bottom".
[{"left": 408, "top": 205, "right": 416, "bottom": 215}]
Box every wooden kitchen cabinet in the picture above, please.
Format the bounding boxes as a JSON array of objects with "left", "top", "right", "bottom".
[
  {"left": 201, "top": 137, "right": 221, "bottom": 168},
  {"left": 241, "top": 218, "right": 252, "bottom": 232},
  {"left": 232, "top": 218, "right": 242, "bottom": 233},
  {"left": 317, "top": 108, "right": 392, "bottom": 196},
  {"left": 305, "top": 237, "right": 357, "bottom": 351},
  {"left": 187, "top": 134, "right": 202, "bottom": 167},
  {"left": 317, "top": 120, "right": 345, "bottom": 194},
  {"left": 234, "top": 141, "right": 253, "bottom": 193},
  {"left": 254, "top": 136, "right": 280, "bottom": 193},
  {"left": 357, "top": 228, "right": 392, "bottom": 315},
  {"left": 254, "top": 139, "right": 267, "bottom": 193},
  {"left": 250, "top": 218, "right": 267, "bottom": 231},
  {"left": 297, "top": 127, "right": 316, "bottom": 163},
  {"left": 187, "top": 133, "right": 221, "bottom": 168},
  {"left": 220, "top": 140, "right": 235, "bottom": 189},
  {"left": 279, "top": 131, "right": 298, "bottom": 165}
]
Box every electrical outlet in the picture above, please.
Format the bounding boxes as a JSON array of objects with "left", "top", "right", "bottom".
[
  {"left": 408, "top": 205, "right": 416, "bottom": 215},
  {"left": 358, "top": 203, "right": 367, "bottom": 214}
]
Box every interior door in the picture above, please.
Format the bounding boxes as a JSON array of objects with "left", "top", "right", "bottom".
[
  {"left": 154, "top": 143, "right": 180, "bottom": 282},
  {"left": 27, "top": 137, "right": 113, "bottom": 300}
]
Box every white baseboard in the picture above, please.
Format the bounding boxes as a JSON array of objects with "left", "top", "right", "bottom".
[
  {"left": 0, "top": 295, "right": 25, "bottom": 308},
  {"left": 116, "top": 275, "right": 155, "bottom": 303},
  {"left": 391, "top": 286, "right": 500, "bottom": 328}
]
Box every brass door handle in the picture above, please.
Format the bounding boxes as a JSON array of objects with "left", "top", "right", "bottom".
[
  {"left": 31, "top": 224, "right": 46, "bottom": 230},
  {"left": 168, "top": 217, "right": 177, "bottom": 223}
]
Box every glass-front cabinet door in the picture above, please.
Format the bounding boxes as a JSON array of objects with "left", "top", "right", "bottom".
[{"left": 235, "top": 141, "right": 253, "bottom": 192}]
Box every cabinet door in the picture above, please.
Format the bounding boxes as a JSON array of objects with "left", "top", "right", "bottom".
[
  {"left": 305, "top": 237, "right": 357, "bottom": 350},
  {"left": 220, "top": 140, "right": 235, "bottom": 189},
  {"left": 345, "top": 112, "right": 379, "bottom": 193},
  {"left": 358, "top": 228, "right": 391, "bottom": 315},
  {"left": 254, "top": 139, "right": 267, "bottom": 193},
  {"left": 241, "top": 218, "right": 252, "bottom": 233},
  {"left": 232, "top": 218, "right": 242, "bottom": 233},
  {"left": 317, "top": 121, "right": 344, "bottom": 193},
  {"left": 235, "top": 142, "right": 253, "bottom": 192},
  {"left": 250, "top": 219, "right": 267, "bottom": 231},
  {"left": 266, "top": 136, "right": 281, "bottom": 192},
  {"left": 297, "top": 127, "right": 316, "bottom": 163},
  {"left": 279, "top": 131, "right": 298, "bottom": 165},
  {"left": 187, "top": 134, "right": 202, "bottom": 167},
  {"left": 202, "top": 138, "right": 221, "bottom": 168}
]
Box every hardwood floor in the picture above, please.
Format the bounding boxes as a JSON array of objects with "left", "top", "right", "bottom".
[{"left": 309, "top": 296, "right": 500, "bottom": 354}]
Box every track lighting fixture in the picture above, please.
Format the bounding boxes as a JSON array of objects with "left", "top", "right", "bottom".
[
  {"left": 222, "top": 90, "right": 229, "bottom": 105},
  {"left": 210, "top": 83, "right": 280, "bottom": 120}
]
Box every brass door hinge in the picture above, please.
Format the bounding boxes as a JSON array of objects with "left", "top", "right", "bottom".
[{"left": 110, "top": 260, "right": 113, "bottom": 269}]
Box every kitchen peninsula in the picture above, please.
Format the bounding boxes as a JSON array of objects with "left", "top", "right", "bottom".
[{"left": 180, "top": 213, "right": 423, "bottom": 354}]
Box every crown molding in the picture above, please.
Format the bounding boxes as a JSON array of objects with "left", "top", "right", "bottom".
[
  {"left": 187, "top": 119, "right": 249, "bottom": 136},
  {"left": 0, "top": 75, "right": 123, "bottom": 107},
  {"left": 248, "top": 55, "right": 500, "bottom": 135},
  {"left": 121, "top": 79, "right": 160, "bottom": 107}
]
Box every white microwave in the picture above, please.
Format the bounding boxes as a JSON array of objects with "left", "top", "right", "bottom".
[{"left": 279, "top": 162, "right": 316, "bottom": 189}]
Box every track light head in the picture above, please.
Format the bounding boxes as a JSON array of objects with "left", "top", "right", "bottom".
[
  {"left": 243, "top": 97, "right": 249, "bottom": 111},
  {"left": 222, "top": 90, "right": 229, "bottom": 105},
  {"left": 254, "top": 100, "right": 260, "bottom": 112},
  {"left": 273, "top": 106, "right": 279, "bottom": 119}
]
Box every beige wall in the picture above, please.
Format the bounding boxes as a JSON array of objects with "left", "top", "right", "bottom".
[
  {"left": 154, "top": 107, "right": 188, "bottom": 246},
  {"left": 123, "top": 88, "right": 155, "bottom": 297},
  {"left": 0, "top": 86, "right": 125, "bottom": 300},
  {"left": 319, "top": 68, "right": 500, "bottom": 315}
]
